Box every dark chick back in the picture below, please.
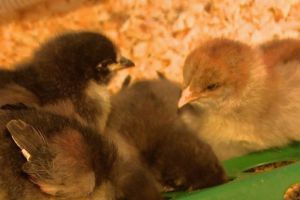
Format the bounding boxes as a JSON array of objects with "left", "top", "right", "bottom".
[
  {"left": 108, "top": 79, "right": 181, "bottom": 149},
  {"left": 108, "top": 79, "right": 226, "bottom": 191},
  {"left": 0, "top": 68, "right": 40, "bottom": 109},
  {"left": 0, "top": 108, "right": 114, "bottom": 200},
  {"left": 0, "top": 109, "right": 63, "bottom": 200},
  {"left": 0, "top": 107, "right": 162, "bottom": 200},
  {"left": 0, "top": 69, "right": 13, "bottom": 86}
]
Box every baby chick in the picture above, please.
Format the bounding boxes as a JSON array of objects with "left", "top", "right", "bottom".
[
  {"left": 107, "top": 77, "right": 226, "bottom": 191},
  {"left": 0, "top": 31, "right": 134, "bottom": 132},
  {"left": 0, "top": 106, "right": 162, "bottom": 200},
  {"left": 178, "top": 38, "right": 300, "bottom": 160}
]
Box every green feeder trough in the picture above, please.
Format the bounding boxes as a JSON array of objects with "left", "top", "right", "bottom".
[{"left": 164, "top": 142, "right": 300, "bottom": 200}]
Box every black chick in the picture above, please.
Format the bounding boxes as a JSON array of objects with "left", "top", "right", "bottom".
[
  {"left": 0, "top": 31, "right": 134, "bottom": 132},
  {"left": 106, "top": 77, "right": 226, "bottom": 191},
  {"left": 0, "top": 106, "right": 162, "bottom": 200}
]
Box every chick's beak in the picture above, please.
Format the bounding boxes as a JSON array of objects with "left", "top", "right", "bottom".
[
  {"left": 119, "top": 56, "right": 135, "bottom": 68},
  {"left": 107, "top": 56, "right": 135, "bottom": 72},
  {"left": 178, "top": 86, "right": 201, "bottom": 108}
]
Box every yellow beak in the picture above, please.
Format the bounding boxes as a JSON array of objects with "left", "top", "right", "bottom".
[
  {"left": 108, "top": 56, "right": 135, "bottom": 72},
  {"left": 178, "top": 86, "right": 201, "bottom": 108}
]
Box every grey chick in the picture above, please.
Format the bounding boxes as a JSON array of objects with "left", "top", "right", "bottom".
[
  {"left": 178, "top": 38, "right": 300, "bottom": 160},
  {"left": 0, "top": 31, "right": 134, "bottom": 132},
  {"left": 0, "top": 106, "right": 162, "bottom": 200},
  {"left": 106, "top": 77, "right": 226, "bottom": 191}
]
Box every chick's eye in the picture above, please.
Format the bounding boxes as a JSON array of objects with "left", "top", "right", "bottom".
[
  {"left": 206, "top": 83, "right": 220, "bottom": 91},
  {"left": 96, "top": 59, "right": 114, "bottom": 70}
]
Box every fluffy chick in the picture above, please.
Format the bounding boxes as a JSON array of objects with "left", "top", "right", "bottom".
[
  {"left": 106, "top": 77, "right": 226, "bottom": 191},
  {"left": 260, "top": 38, "right": 300, "bottom": 67},
  {"left": 178, "top": 38, "right": 300, "bottom": 160},
  {"left": 0, "top": 107, "right": 162, "bottom": 200},
  {"left": 0, "top": 31, "right": 134, "bottom": 132}
]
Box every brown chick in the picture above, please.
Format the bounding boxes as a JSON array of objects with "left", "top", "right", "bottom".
[
  {"left": 260, "top": 38, "right": 300, "bottom": 67},
  {"left": 178, "top": 38, "right": 300, "bottom": 160},
  {"left": 0, "top": 107, "right": 162, "bottom": 200},
  {"left": 107, "top": 77, "right": 226, "bottom": 191}
]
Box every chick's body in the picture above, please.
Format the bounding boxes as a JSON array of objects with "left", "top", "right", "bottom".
[
  {"left": 107, "top": 79, "right": 226, "bottom": 191},
  {"left": 0, "top": 108, "right": 115, "bottom": 200},
  {"left": 0, "top": 107, "right": 161, "bottom": 200},
  {"left": 179, "top": 38, "right": 300, "bottom": 160}
]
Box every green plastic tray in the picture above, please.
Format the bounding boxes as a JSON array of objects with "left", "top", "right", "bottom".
[{"left": 164, "top": 143, "right": 300, "bottom": 200}]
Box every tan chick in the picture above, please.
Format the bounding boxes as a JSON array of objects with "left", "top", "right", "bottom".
[{"left": 178, "top": 38, "right": 300, "bottom": 160}]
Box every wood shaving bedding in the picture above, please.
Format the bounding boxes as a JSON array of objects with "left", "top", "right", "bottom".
[{"left": 245, "top": 161, "right": 295, "bottom": 173}]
